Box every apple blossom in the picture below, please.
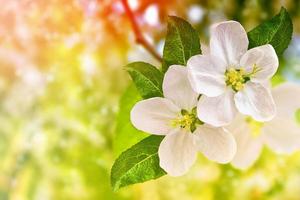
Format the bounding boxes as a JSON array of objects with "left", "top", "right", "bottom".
[
  {"left": 227, "top": 83, "right": 300, "bottom": 169},
  {"left": 130, "top": 65, "right": 236, "bottom": 176},
  {"left": 187, "top": 21, "right": 278, "bottom": 127}
]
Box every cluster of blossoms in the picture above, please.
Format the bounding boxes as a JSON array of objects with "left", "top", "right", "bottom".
[{"left": 130, "top": 21, "right": 300, "bottom": 176}]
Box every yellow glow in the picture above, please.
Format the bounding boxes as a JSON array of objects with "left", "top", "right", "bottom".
[
  {"left": 245, "top": 117, "right": 264, "bottom": 137},
  {"left": 295, "top": 108, "right": 300, "bottom": 125}
]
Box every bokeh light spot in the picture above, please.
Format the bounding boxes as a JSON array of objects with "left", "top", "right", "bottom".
[
  {"left": 128, "top": 0, "right": 139, "bottom": 10},
  {"left": 188, "top": 5, "right": 204, "bottom": 24},
  {"left": 144, "top": 4, "right": 159, "bottom": 26}
]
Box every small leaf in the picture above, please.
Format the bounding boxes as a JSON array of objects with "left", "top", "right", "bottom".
[
  {"left": 248, "top": 7, "right": 293, "bottom": 55},
  {"left": 111, "top": 135, "right": 166, "bottom": 191},
  {"left": 114, "top": 85, "right": 148, "bottom": 156},
  {"left": 162, "top": 16, "right": 201, "bottom": 72},
  {"left": 126, "top": 62, "right": 163, "bottom": 99}
]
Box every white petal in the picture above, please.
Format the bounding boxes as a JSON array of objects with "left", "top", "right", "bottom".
[
  {"left": 158, "top": 129, "right": 197, "bottom": 176},
  {"left": 234, "top": 82, "right": 276, "bottom": 121},
  {"left": 194, "top": 125, "right": 236, "bottom": 163},
  {"left": 263, "top": 83, "right": 300, "bottom": 153},
  {"left": 272, "top": 82, "right": 300, "bottom": 119},
  {"left": 240, "top": 44, "right": 278, "bottom": 82},
  {"left": 197, "top": 89, "right": 237, "bottom": 127},
  {"left": 187, "top": 54, "right": 226, "bottom": 97},
  {"left": 131, "top": 97, "right": 180, "bottom": 135},
  {"left": 260, "top": 80, "right": 272, "bottom": 89},
  {"left": 263, "top": 118, "right": 300, "bottom": 154},
  {"left": 163, "top": 65, "right": 198, "bottom": 111},
  {"left": 210, "top": 21, "right": 248, "bottom": 67},
  {"left": 227, "top": 115, "right": 263, "bottom": 169}
]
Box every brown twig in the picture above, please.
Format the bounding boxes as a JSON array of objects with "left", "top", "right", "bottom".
[{"left": 121, "top": 0, "right": 163, "bottom": 62}]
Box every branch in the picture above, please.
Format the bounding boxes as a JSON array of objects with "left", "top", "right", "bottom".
[{"left": 121, "top": 0, "right": 163, "bottom": 62}]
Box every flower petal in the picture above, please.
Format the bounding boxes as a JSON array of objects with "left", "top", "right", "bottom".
[
  {"left": 234, "top": 82, "right": 276, "bottom": 121},
  {"left": 263, "top": 83, "right": 300, "bottom": 153},
  {"left": 227, "top": 115, "right": 263, "bottom": 169},
  {"left": 240, "top": 44, "right": 278, "bottom": 82},
  {"left": 163, "top": 65, "right": 198, "bottom": 111},
  {"left": 197, "top": 89, "right": 237, "bottom": 126},
  {"left": 193, "top": 125, "right": 236, "bottom": 163},
  {"left": 263, "top": 118, "right": 300, "bottom": 154},
  {"left": 272, "top": 82, "right": 300, "bottom": 119},
  {"left": 158, "top": 129, "right": 197, "bottom": 176},
  {"left": 131, "top": 97, "right": 180, "bottom": 135},
  {"left": 210, "top": 21, "right": 248, "bottom": 67},
  {"left": 187, "top": 54, "right": 226, "bottom": 97}
]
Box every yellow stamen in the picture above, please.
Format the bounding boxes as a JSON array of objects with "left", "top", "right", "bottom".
[
  {"left": 225, "top": 68, "right": 246, "bottom": 91},
  {"left": 172, "top": 113, "right": 194, "bottom": 129},
  {"left": 171, "top": 109, "right": 203, "bottom": 132},
  {"left": 225, "top": 64, "right": 261, "bottom": 92},
  {"left": 250, "top": 64, "right": 261, "bottom": 76}
]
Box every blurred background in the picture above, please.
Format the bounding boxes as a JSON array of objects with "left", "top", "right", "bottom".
[{"left": 0, "top": 0, "right": 300, "bottom": 199}]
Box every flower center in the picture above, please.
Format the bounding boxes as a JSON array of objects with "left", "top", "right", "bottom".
[
  {"left": 171, "top": 108, "right": 203, "bottom": 132},
  {"left": 225, "top": 68, "right": 247, "bottom": 91},
  {"left": 225, "top": 65, "right": 260, "bottom": 92},
  {"left": 245, "top": 117, "right": 264, "bottom": 137}
]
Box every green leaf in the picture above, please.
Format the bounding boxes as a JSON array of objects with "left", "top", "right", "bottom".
[
  {"left": 111, "top": 135, "right": 166, "bottom": 191},
  {"left": 114, "top": 85, "right": 148, "bottom": 156},
  {"left": 162, "top": 16, "right": 201, "bottom": 72},
  {"left": 248, "top": 7, "right": 293, "bottom": 55},
  {"left": 126, "top": 62, "right": 163, "bottom": 99}
]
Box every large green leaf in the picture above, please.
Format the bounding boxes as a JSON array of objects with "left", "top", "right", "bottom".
[
  {"left": 162, "top": 16, "right": 201, "bottom": 72},
  {"left": 126, "top": 62, "right": 163, "bottom": 99},
  {"left": 114, "top": 85, "right": 148, "bottom": 156},
  {"left": 248, "top": 7, "right": 293, "bottom": 55},
  {"left": 111, "top": 135, "right": 166, "bottom": 191}
]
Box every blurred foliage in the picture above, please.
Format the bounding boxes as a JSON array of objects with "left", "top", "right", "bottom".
[
  {"left": 0, "top": 0, "right": 299, "bottom": 200},
  {"left": 114, "top": 85, "right": 147, "bottom": 156}
]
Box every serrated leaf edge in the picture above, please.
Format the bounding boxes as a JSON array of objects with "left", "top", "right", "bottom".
[
  {"left": 111, "top": 151, "right": 161, "bottom": 191},
  {"left": 126, "top": 67, "right": 163, "bottom": 97}
]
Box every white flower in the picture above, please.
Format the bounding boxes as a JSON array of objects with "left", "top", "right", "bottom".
[
  {"left": 227, "top": 82, "right": 300, "bottom": 169},
  {"left": 131, "top": 65, "right": 236, "bottom": 176},
  {"left": 187, "top": 21, "right": 279, "bottom": 127}
]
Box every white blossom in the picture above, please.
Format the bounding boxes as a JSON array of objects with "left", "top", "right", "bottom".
[
  {"left": 227, "top": 83, "right": 300, "bottom": 169},
  {"left": 187, "top": 21, "right": 278, "bottom": 126},
  {"left": 131, "top": 65, "right": 236, "bottom": 176}
]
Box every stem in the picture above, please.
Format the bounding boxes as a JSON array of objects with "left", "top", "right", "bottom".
[{"left": 121, "top": 0, "right": 163, "bottom": 62}]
